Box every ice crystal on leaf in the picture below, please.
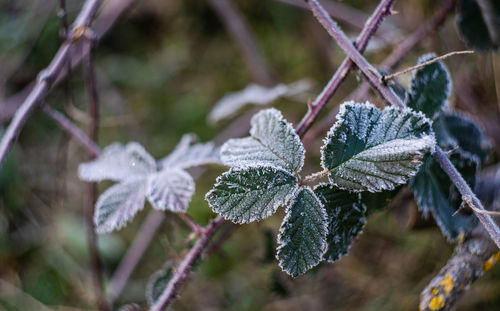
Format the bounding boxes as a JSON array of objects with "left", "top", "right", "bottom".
[
  {"left": 79, "top": 136, "right": 219, "bottom": 233},
  {"left": 277, "top": 187, "right": 327, "bottom": 277},
  {"left": 321, "top": 102, "right": 435, "bottom": 192},
  {"left": 221, "top": 108, "right": 305, "bottom": 173}
]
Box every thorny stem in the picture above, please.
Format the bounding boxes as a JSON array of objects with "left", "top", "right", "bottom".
[
  {"left": 83, "top": 39, "right": 108, "bottom": 311},
  {"left": 381, "top": 50, "right": 474, "bottom": 82},
  {"left": 305, "top": 0, "right": 500, "bottom": 249},
  {"left": 295, "top": 0, "right": 396, "bottom": 137},
  {"left": 303, "top": 169, "right": 329, "bottom": 183},
  {"left": 0, "top": 0, "right": 104, "bottom": 170},
  {"left": 151, "top": 1, "right": 398, "bottom": 310}
]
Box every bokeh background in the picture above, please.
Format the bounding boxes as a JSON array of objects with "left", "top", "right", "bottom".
[{"left": 1, "top": 0, "right": 500, "bottom": 310}]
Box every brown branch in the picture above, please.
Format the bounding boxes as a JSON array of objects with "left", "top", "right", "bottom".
[
  {"left": 207, "top": 0, "right": 276, "bottom": 86},
  {"left": 83, "top": 39, "right": 108, "bottom": 311},
  {"left": 0, "top": 0, "right": 104, "bottom": 169}
]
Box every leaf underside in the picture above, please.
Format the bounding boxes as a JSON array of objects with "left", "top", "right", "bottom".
[
  {"left": 277, "top": 187, "right": 327, "bottom": 277},
  {"left": 321, "top": 102, "right": 435, "bottom": 192},
  {"left": 146, "top": 168, "right": 195, "bottom": 212},
  {"left": 314, "top": 184, "right": 366, "bottom": 262},
  {"left": 221, "top": 108, "right": 305, "bottom": 173},
  {"left": 457, "top": 0, "right": 500, "bottom": 51},
  {"left": 405, "top": 53, "right": 451, "bottom": 119},
  {"left": 94, "top": 178, "right": 147, "bottom": 233},
  {"left": 205, "top": 166, "right": 298, "bottom": 223},
  {"left": 411, "top": 152, "right": 478, "bottom": 240},
  {"left": 79, "top": 142, "right": 156, "bottom": 182}
]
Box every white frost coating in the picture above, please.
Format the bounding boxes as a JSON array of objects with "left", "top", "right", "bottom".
[
  {"left": 276, "top": 187, "right": 327, "bottom": 277},
  {"left": 221, "top": 108, "right": 305, "bottom": 173},
  {"left": 94, "top": 178, "right": 147, "bottom": 233},
  {"left": 160, "top": 134, "right": 220, "bottom": 169},
  {"left": 146, "top": 168, "right": 195, "bottom": 212},
  {"left": 208, "top": 79, "right": 312, "bottom": 123},
  {"left": 205, "top": 164, "right": 299, "bottom": 224},
  {"left": 79, "top": 142, "right": 156, "bottom": 182},
  {"left": 321, "top": 102, "right": 435, "bottom": 192}
]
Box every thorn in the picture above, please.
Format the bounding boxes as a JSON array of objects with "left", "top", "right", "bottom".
[
  {"left": 446, "top": 145, "right": 460, "bottom": 155},
  {"left": 391, "top": 10, "right": 399, "bottom": 15}
]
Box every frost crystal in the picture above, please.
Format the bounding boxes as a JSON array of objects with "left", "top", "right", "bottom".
[
  {"left": 205, "top": 165, "right": 298, "bottom": 223},
  {"left": 208, "top": 79, "right": 311, "bottom": 123},
  {"left": 221, "top": 108, "right": 305, "bottom": 173},
  {"left": 321, "top": 102, "right": 435, "bottom": 192},
  {"left": 160, "top": 134, "right": 220, "bottom": 169},
  {"left": 277, "top": 187, "right": 327, "bottom": 277}
]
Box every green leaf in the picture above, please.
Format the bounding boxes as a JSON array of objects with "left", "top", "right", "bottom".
[
  {"left": 277, "top": 187, "right": 327, "bottom": 277},
  {"left": 146, "top": 266, "right": 173, "bottom": 305},
  {"left": 220, "top": 108, "right": 305, "bottom": 173},
  {"left": 411, "top": 151, "right": 479, "bottom": 241},
  {"left": 205, "top": 166, "right": 298, "bottom": 223},
  {"left": 360, "top": 187, "right": 401, "bottom": 214},
  {"left": 433, "top": 112, "right": 490, "bottom": 163},
  {"left": 321, "top": 102, "right": 435, "bottom": 193},
  {"left": 94, "top": 178, "right": 147, "bottom": 233},
  {"left": 314, "top": 184, "right": 366, "bottom": 262},
  {"left": 456, "top": 0, "right": 500, "bottom": 51},
  {"left": 405, "top": 53, "right": 451, "bottom": 119}
]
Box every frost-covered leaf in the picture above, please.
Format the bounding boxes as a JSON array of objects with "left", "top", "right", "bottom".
[
  {"left": 457, "top": 0, "right": 500, "bottom": 51},
  {"left": 221, "top": 108, "right": 305, "bottom": 173},
  {"left": 321, "top": 102, "right": 435, "bottom": 192},
  {"left": 146, "top": 265, "right": 173, "bottom": 305},
  {"left": 160, "top": 134, "right": 220, "bottom": 169},
  {"left": 205, "top": 165, "right": 298, "bottom": 223},
  {"left": 117, "top": 304, "right": 141, "bottom": 311},
  {"left": 411, "top": 151, "right": 478, "bottom": 240},
  {"left": 277, "top": 187, "right": 327, "bottom": 277},
  {"left": 405, "top": 53, "right": 451, "bottom": 119},
  {"left": 209, "top": 79, "right": 311, "bottom": 123},
  {"left": 79, "top": 142, "right": 156, "bottom": 182},
  {"left": 94, "top": 178, "right": 147, "bottom": 233},
  {"left": 314, "top": 184, "right": 366, "bottom": 262},
  {"left": 433, "top": 112, "right": 490, "bottom": 163},
  {"left": 146, "top": 168, "right": 195, "bottom": 212}
]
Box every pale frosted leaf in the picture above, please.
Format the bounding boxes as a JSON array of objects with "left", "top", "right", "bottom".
[
  {"left": 146, "top": 266, "right": 173, "bottom": 305},
  {"left": 160, "top": 134, "right": 220, "bottom": 169},
  {"left": 314, "top": 184, "right": 366, "bottom": 262},
  {"left": 209, "top": 79, "right": 311, "bottom": 123},
  {"left": 205, "top": 165, "right": 298, "bottom": 223},
  {"left": 146, "top": 168, "right": 195, "bottom": 212},
  {"left": 405, "top": 53, "right": 451, "bottom": 119},
  {"left": 277, "top": 187, "right": 327, "bottom": 277},
  {"left": 221, "top": 108, "right": 305, "bottom": 173},
  {"left": 411, "top": 151, "right": 478, "bottom": 241},
  {"left": 94, "top": 178, "right": 147, "bottom": 233},
  {"left": 321, "top": 102, "right": 435, "bottom": 192},
  {"left": 79, "top": 142, "right": 156, "bottom": 182}
]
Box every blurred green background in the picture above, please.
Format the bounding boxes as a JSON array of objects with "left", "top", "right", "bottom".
[{"left": 1, "top": 0, "right": 500, "bottom": 310}]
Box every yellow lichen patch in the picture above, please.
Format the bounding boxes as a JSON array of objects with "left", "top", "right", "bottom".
[
  {"left": 432, "top": 288, "right": 438, "bottom": 295},
  {"left": 484, "top": 251, "right": 500, "bottom": 272},
  {"left": 439, "top": 274, "right": 454, "bottom": 294},
  {"left": 429, "top": 295, "right": 445, "bottom": 310}
]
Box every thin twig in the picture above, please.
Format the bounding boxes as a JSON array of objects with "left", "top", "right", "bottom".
[
  {"left": 303, "top": 169, "right": 329, "bottom": 183},
  {"left": 305, "top": 0, "right": 500, "bottom": 249},
  {"left": 83, "top": 38, "right": 108, "bottom": 311},
  {"left": 463, "top": 195, "right": 500, "bottom": 216},
  {"left": 0, "top": 0, "right": 103, "bottom": 170},
  {"left": 208, "top": 0, "right": 275, "bottom": 86},
  {"left": 382, "top": 50, "right": 474, "bottom": 82},
  {"left": 42, "top": 105, "right": 101, "bottom": 157},
  {"left": 295, "top": 0, "right": 396, "bottom": 137}
]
